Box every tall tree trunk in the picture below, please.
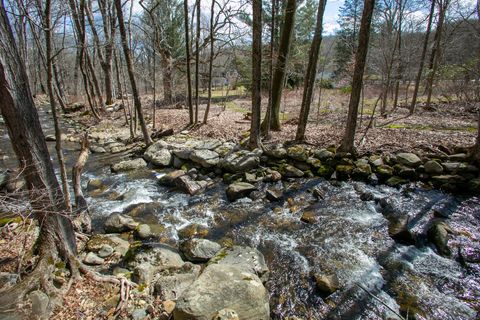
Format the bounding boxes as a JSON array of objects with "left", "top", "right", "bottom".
[
  {"left": 184, "top": 0, "right": 194, "bottom": 124},
  {"left": 44, "top": 0, "right": 72, "bottom": 211},
  {"left": 114, "top": 0, "right": 152, "bottom": 146},
  {"left": 339, "top": 0, "right": 375, "bottom": 154},
  {"left": 161, "top": 51, "right": 174, "bottom": 103},
  {"left": 249, "top": 0, "right": 262, "bottom": 149},
  {"left": 262, "top": 0, "right": 297, "bottom": 131},
  {"left": 263, "top": 0, "right": 278, "bottom": 138},
  {"left": 0, "top": 3, "right": 77, "bottom": 314},
  {"left": 392, "top": 0, "right": 403, "bottom": 112},
  {"left": 409, "top": 0, "right": 435, "bottom": 114},
  {"left": 295, "top": 0, "right": 327, "bottom": 141},
  {"left": 195, "top": 0, "right": 201, "bottom": 124},
  {"left": 204, "top": 0, "right": 215, "bottom": 124},
  {"left": 425, "top": 0, "right": 449, "bottom": 110}
]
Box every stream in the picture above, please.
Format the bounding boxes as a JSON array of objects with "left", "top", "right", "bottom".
[{"left": 1, "top": 108, "right": 479, "bottom": 319}]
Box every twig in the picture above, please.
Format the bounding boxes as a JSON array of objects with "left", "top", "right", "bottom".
[{"left": 355, "top": 283, "right": 406, "bottom": 320}]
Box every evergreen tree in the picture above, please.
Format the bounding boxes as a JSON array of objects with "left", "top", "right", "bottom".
[{"left": 334, "top": 0, "right": 364, "bottom": 79}]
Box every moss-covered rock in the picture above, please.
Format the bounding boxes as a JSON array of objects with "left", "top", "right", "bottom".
[
  {"left": 287, "top": 146, "right": 309, "bottom": 162},
  {"left": 386, "top": 176, "right": 408, "bottom": 187},
  {"left": 317, "top": 164, "right": 333, "bottom": 177}
]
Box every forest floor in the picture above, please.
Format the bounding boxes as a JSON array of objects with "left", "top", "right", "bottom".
[{"left": 144, "top": 88, "right": 478, "bottom": 154}]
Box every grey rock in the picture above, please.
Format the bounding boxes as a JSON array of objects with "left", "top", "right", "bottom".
[
  {"left": 396, "top": 153, "right": 422, "bottom": 167},
  {"left": 265, "top": 189, "right": 283, "bottom": 202},
  {"left": 212, "top": 246, "right": 269, "bottom": 281},
  {"left": 173, "top": 148, "right": 192, "bottom": 160},
  {"left": 98, "top": 244, "right": 114, "bottom": 258},
  {"left": 111, "top": 158, "right": 147, "bottom": 173},
  {"left": 314, "top": 149, "right": 334, "bottom": 160},
  {"left": 264, "top": 145, "right": 287, "bottom": 159},
  {"left": 113, "top": 267, "right": 131, "bottom": 277},
  {"left": 173, "top": 264, "right": 269, "bottom": 320},
  {"left": 442, "top": 162, "right": 478, "bottom": 173},
  {"left": 159, "top": 170, "right": 186, "bottom": 186},
  {"left": 104, "top": 213, "right": 138, "bottom": 233},
  {"left": 154, "top": 262, "right": 201, "bottom": 300},
  {"left": 174, "top": 175, "right": 206, "bottom": 195},
  {"left": 0, "top": 272, "right": 19, "bottom": 289},
  {"left": 83, "top": 252, "right": 104, "bottom": 265},
  {"left": 144, "top": 143, "right": 172, "bottom": 166},
  {"left": 287, "top": 146, "right": 309, "bottom": 161},
  {"left": 29, "top": 290, "right": 49, "bottom": 319},
  {"left": 131, "top": 308, "right": 148, "bottom": 320},
  {"left": 424, "top": 160, "right": 444, "bottom": 174},
  {"left": 86, "top": 234, "right": 130, "bottom": 256},
  {"left": 226, "top": 182, "right": 256, "bottom": 201},
  {"left": 314, "top": 274, "right": 340, "bottom": 295},
  {"left": 190, "top": 149, "right": 220, "bottom": 168},
  {"left": 136, "top": 224, "right": 152, "bottom": 239},
  {"left": 280, "top": 164, "right": 304, "bottom": 178},
  {"left": 221, "top": 150, "right": 260, "bottom": 173},
  {"left": 90, "top": 145, "right": 107, "bottom": 153},
  {"left": 133, "top": 262, "right": 155, "bottom": 284},
  {"left": 428, "top": 221, "right": 452, "bottom": 257},
  {"left": 213, "top": 309, "right": 240, "bottom": 320},
  {"left": 449, "top": 153, "right": 467, "bottom": 161},
  {"left": 180, "top": 238, "right": 222, "bottom": 262},
  {"left": 127, "top": 244, "right": 184, "bottom": 271}
]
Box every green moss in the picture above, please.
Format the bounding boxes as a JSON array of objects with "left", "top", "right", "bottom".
[
  {"left": 317, "top": 165, "right": 333, "bottom": 177},
  {"left": 0, "top": 216, "right": 22, "bottom": 227}
]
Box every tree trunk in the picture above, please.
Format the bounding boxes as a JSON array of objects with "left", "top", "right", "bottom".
[
  {"left": 262, "top": 0, "right": 296, "bottom": 131},
  {"left": 161, "top": 51, "right": 174, "bottom": 104},
  {"left": 263, "top": 0, "right": 278, "bottom": 138},
  {"left": 195, "top": 0, "right": 201, "bottom": 124},
  {"left": 204, "top": 0, "right": 215, "bottom": 124},
  {"left": 339, "top": 0, "right": 376, "bottom": 154},
  {"left": 425, "top": 0, "right": 448, "bottom": 110},
  {"left": 0, "top": 3, "right": 77, "bottom": 314},
  {"left": 115, "top": 0, "right": 152, "bottom": 146},
  {"left": 44, "top": 0, "right": 72, "bottom": 211},
  {"left": 409, "top": 0, "right": 435, "bottom": 114},
  {"left": 184, "top": 0, "right": 194, "bottom": 124},
  {"left": 295, "top": 0, "right": 327, "bottom": 141},
  {"left": 249, "top": 0, "right": 262, "bottom": 149}
]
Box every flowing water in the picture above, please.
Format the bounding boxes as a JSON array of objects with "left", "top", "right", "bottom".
[{"left": 1, "top": 109, "right": 479, "bottom": 319}]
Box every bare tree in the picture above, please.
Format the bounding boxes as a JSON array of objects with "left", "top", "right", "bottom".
[
  {"left": 184, "top": 0, "right": 194, "bottom": 124},
  {"left": 204, "top": 0, "right": 215, "bottom": 124},
  {"left": 409, "top": 0, "right": 435, "bottom": 114},
  {"left": 195, "top": 0, "right": 201, "bottom": 124},
  {"left": 295, "top": 0, "right": 327, "bottom": 141},
  {"left": 249, "top": 0, "right": 262, "bottom": 149},
  {"left": 339, "top": 0, "right": 376, "bottom": 154},
  {"left": 262, "top": 0, "right": 297, "bottom": 131},
  {"left": 115, "top": 0, "right": 152, "bottom": 145}
]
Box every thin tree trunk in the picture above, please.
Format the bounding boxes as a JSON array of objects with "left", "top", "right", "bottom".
[
  {"left": 262, "top": 0, "right": 278, "bottom": 138},
  {"left": 392, "top": 0, "right": 404, "bottom": 111},
  {"left": 114, "top": 0, "right": 152, "bottom": 146},
  {"left": 184, "top": 0, "right": 194, "bottom": 124},
  {"left": 409, "top": 0, "right": 435, "bottom": 114},
  {"left": 249, "top": 0, "right": 262, "bottom": 149},
  {"left": 195, "top": 0, "right": 201, "bottom": 124},
  {"left": 204, "top": 0, "right": 215, "bottom": 124},
  {"left": 295, "top": 0, "right": 327, "bottom": 141},
  {"left": 339, "top": 0, "right": 376, "bottom": 154},
  {"left": 44, "top": 0, "right": 72, "bottom": 211},
  {"left": 425, "top": 0, "right": 448, "bottom": 110},
  {"left": 262, "top": 0, "right": 297, "bottom": 131}
]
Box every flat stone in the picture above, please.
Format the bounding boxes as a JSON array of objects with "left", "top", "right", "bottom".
[
  {"left": 189, "top": 149, "right": 220, "bottom": 168},
  {"left": 174, "top": 175, "right": 206, "bottom": 195},
  {"left": 314, "top": 149, "right": 334, "bottom": 160},
  {"left": 221, "top": 150, "right": 260, "bottom": 173},
  {"left": 154, "top": 263, "right": 201, "bottom": 300},
  {"left": 226, "top": 182, "right": 256, "bottom": 201},
  {"left": 396, "top": 153, "right": 422, "bottom": 167},
  {"left": 111, "top": 158, "right": 147, "bottom": 173},
  {"left": 424, "top": 160, "right": 443, "bottom": 174},
  {"left": 314, "top": 274, "right": 339, "bottom": 295},
  {"left": 98, "top": 244, "right": 114, "bottom": 258},
  {"left": 180, "top": 238, "right": 222, "bottom": 262},
  {"left": 159, "top": 170, "right": 186, "bottom": 186},
  {"left": 104, "top": 213, "right": 138, "bottom": 233},
  {"left": 144, "top": 143, "right": 172, "bottom": 166},
  {"left": 266, "top": 189, "right": 283, "bottom": 202}
]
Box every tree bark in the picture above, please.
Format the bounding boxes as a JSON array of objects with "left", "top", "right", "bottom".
[
  {"left": 44, "top": 0, "right": 72, "bottom": 211},
  {"left": 0, "top": 3, "right": 77, "bottom": 313},
  {"left": 262, "top": 0, "right": 297, "bottom": 131},
  {"left": 115, "top": 0, "right": 152, "bottom": 146},
  {"left": 409, "top": 0, "right": 435, "bottom": 114},
  {"left": 339, "top": 0, "right": 376, "bottom": 154},
  {"left": 184, "top": 0, "right": 194, "bottom": 124},
  {"left": 425, "top": 0, "right": 449, "bottom": 110},
  {"left": 195, "top": 0, "right": 201, "bottom": 124},
  {"left": 161, "top": 51, "right": 174, "bottom": 104},
  {"left": 249, "top": 0, "right": 262, "bottom": 149},
  {"left": 295, "top": 0, "right": 327, "bottom": 141},
  {"left": 204, "top": 0, "right": 215, "bottom": 124}
]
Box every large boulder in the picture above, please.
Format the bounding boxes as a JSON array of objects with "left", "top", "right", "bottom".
[
  {"left": 226, "top": 182, "right": 256, "bottom": 201},
  {"left": 111, "top": 158, "right": 147, "bottom": 173},
  {"left": 221, "top": 150, "right": 260, "bottom": 173},
  {"left": 190, "top": 149, "right": 220, "bottom": 168},
  {"left": 174, "top": 246, "right": 270, "bottom": 320},
  {"left": 396, "top": 153, "right": 422, "bottom": 167},
  {"left": 180, "top": 238, "right": 222, "bottom": 262},
  {"left": 212, "top": 246, "right": 269, "bottom": 281},
  {"left": 104, "top": 213, "right": 138, "bottom": 233},
  {"left": 154, "top": 262, "right": 201, "bottom": 300},
  {"left": 144, "top": 141, "right": 172, "bottom": 166}
]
